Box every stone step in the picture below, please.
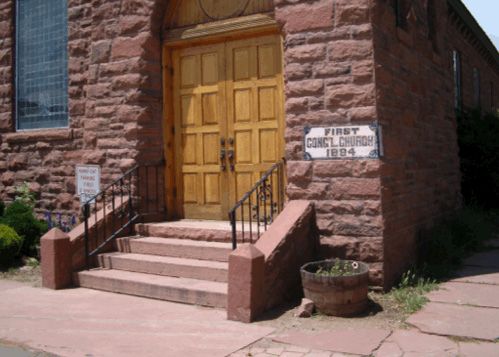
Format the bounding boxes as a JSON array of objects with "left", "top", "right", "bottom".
[
  {"left": 74, "top": 269, "right": 227, "bottom": 308},
  {"left": 98, "top": 252, "right": 228, "bottom": 283},
  {"left": 117, "top": 237, "right": 232, "bottom": 262},
  {"left": 135, "top": 220, "right": 262, "bottom": 244}
]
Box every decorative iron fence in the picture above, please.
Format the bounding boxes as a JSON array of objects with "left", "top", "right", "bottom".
[
  {"left": 83, "top": 164, "right": 166, "bottom": 269},
  {"left": 228, "top": 158, "right": 286, "bottom": 250}
]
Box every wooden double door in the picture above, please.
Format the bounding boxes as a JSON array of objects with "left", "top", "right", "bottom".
[{"left": 173, "top": 34, "right": 284, "bottom": 220}]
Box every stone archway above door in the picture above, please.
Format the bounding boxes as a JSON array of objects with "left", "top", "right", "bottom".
[{"left": 161, "top": 0, "right": 276, "bottom": 45}]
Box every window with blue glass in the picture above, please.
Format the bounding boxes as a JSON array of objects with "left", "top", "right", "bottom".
[{"left": 16, "top": 0, "right": 68, "bottom": 130}]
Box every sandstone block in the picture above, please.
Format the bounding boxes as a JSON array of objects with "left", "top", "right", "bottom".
[
  {"left": 314, "top": 63, "right": 351, "bottom": 78},
  {"left": 285, "top": 97, "right": 308, "bottom": 112},
  {"left": 285, "top": 44, "right": 326, "bottom": 63},
  {"left": 276, "top": 2, "right": 333, "bottom": 34},
  {"left": 326, "top": 84, "right": 375, "bottom": 108},
  {"left": 330, "top": 178, "right": 381, "bottom": 199},
  {"left": 286, "top": 182, "right": 329, "bottom": 200},
  {"left": 313, "top": 160, "right": 352, "bottom": 178},
  {"left": 329, "top": 40, "right": 373, "bottom": 62},
  {"left": 86, "top": 83, "right": 111, "bottom": 99},
  {"left": 113, "top": 73, "right": 148, "bottom": 90},
  {"left": 286, "top": 79, "right": 324, "bottom": 97},
  {"left": 8, "top": 153, "right": 28, "bottom": 170},
  {"left": 284, "top": 62, "right": 312, "bottom": 81},
  {"left": 335, "top": 2, "right": 370, "bottom": 27},
  {"left": 90, "top": 40, "right": 111, "bottom": 63},
  {"left": 295, "top": 298, "right": 315, "bottom": 318},
  {"left": 352, "top": 60, "right": 374, "bottom": 84},
  {"left": 352, "top": 160, "right": 381, "bottom": 177},
  {"left": 111, "top": 33, "right": 159, "bottom": 60},
  {"left": 120, "top": 0, "right": 154, "bottom": 16},
  {"left": 287, "top": 161, "right": 312, "bottom": 182},
  {"left": 349, "top": 106, "right": 377, "bottom": 122},
  {"left": 119, "top": 15, "right": 150, "bottom": 35},
  {"left": 68, "top": 39, "right": 88, "bottom": 57},
  {"left": 41, "top": 228, "right": 72, "bottom": 290},
  {"left": 227, "top": 244, "right": 265, "bottom": 323},
  {"left": 314, "top": 200, "right": 364, "bottom": 215},
  {"left": 1, "top": 171, "right": 14, "bottom": 185}
]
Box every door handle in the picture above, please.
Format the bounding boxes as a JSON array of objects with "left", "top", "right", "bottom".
[
  {"left": 228, "top": 149, "right": 234, "bottom": 171},
  {"left": 220, "top": 149, "right": 226, "bottom": 171}
]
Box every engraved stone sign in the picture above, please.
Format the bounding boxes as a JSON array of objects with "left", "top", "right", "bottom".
[{"left": 304, "top": 124, "right": 382, "bottom": 160}]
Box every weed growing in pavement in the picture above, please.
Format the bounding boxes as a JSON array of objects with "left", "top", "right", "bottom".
[{"left": 387, "top": 270, "right": 438, "bottom": 314}]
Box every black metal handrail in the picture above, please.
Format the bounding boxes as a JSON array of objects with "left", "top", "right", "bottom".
[
  {"left": 83, "top": 164, "right": 166, "bottom": 269},
  {"left": 228, "top": 158, "right": 286, "bottom": 250}
]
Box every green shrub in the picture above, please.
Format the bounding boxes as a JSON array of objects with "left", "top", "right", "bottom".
[
  {"left": 0, "top": 201, "right": 48, "bottom": 257},
  {"left": 0, "top": 224, "right": 23, "bottom": 268},
  {"left": 0, "top": 199, "right": 4, "bottom": 217},
  {"left": 13, "top": 181, "right": 36, "bottom": 208}
]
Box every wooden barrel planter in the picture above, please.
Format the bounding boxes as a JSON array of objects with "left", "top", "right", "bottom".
[{"left": 300, "top": 259, "right": 370, "bottom": 317}]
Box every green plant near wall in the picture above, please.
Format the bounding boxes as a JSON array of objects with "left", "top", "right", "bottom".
[
  {"left": 0, "top": 201, "right": 48, "bottom": 257},
  {"left": 389, "top": 270, "right": 437, "bottom": 314},
  {"left": 0, "top": 224, "right": 23, "bottom": 268},
  {"left": 13, "top": 181, "right": 36, "bottom": 208}
]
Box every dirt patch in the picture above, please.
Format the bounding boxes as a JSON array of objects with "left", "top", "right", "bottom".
[
  {"left": 253, "top": 292, "right": 409, "bottom": 334},
  {"left": 0, "top": 258, "right": 42, "bottom": 287}
]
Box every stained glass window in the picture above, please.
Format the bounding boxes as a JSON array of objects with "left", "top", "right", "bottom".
[{"left": 16, "top": 0, "right": 68, "bottom": 130}]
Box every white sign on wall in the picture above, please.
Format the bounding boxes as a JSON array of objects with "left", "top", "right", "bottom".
[
  {"left": 76, "top": 165, "right": 101, "bottom": 204},
  {"left": 303, "top": 124, "right": 382, "bottom": 160}
]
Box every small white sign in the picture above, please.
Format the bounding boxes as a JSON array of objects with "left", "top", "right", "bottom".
[
  {"left": 76, "top": 165, "right": 101, "bottom": 204},
  {"left": 304, "top": 124, "right": 381, "bottom": 160}
]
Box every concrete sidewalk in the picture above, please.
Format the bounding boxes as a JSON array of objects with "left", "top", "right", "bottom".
[
  {"left": 1, "top": 245, "right": 498, "bottom": 357},
  {"left": 0, "top": 280, "right": 273, "bottom": 357}
]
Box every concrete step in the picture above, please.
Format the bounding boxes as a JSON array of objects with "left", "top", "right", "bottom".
[
  {"left": 74, "top": 269, "right": 227, "bottom": 308},
  {"left": 117, "top": 237, "right": 232, "bottom": 262},
  {"left": 98, "top": 252, "right": 228, "bottom": 283}
]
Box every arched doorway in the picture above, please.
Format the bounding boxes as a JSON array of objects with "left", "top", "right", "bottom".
[{"left": 162, "top": 0, "right": 285, "bottom": 220}]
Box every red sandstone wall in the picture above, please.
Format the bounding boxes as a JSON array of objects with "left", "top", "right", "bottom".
[
  {"left": 275, "top": 0, "right": 384, "bottom": 286},
  {"left": 372, "top": 0, "right": 499, "bottom": 287},
  {"left": 0, "top": 1, "right": 14, "bottom": 161},
  {"left": 446, "top": 8, "right": 499, "bottom": 110},
  {"left": 0, "top": 0, "right": 167, "bottom": 216}
]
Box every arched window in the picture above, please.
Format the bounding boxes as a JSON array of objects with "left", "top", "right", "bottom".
[{"left": 16, "top": 0, "right": 68, "bottom": 130}]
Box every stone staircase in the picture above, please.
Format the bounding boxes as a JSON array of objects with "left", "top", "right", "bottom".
[{"left": 73, "top": 220, "right": 235, "bottom": 308}]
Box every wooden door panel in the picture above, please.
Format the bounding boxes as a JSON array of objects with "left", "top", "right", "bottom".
[
  {"left": 259, "top": 128, "right": 278, "bottom": 163},
  {"left": 226, "top": 34, "right": 284, "bottom": 210},
  {"left": 173, "top": 43, "right": 228, "bottom": 220},
  {"left": 258, "top": 87, "right": 276, "bottom": 120},
  {"left": 257, "top": 43, "right": 277, "bottom": 78}
]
